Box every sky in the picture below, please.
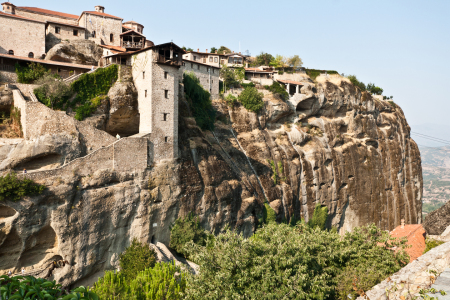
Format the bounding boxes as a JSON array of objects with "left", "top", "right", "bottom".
[{"left": 12, "top": 0, "right": 450, "bottom": 146}]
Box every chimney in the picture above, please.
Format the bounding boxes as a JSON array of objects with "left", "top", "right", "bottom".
[
  {"left": 206, "top": 49, "right": 208, "bottom": 53},
  {"left": 197, "top": 48, "right": 199, "bottom": 52},
  {"left": 2, "top": 2, "right": 16, "bottom": 14},
  {"left": 401, "top": 219, "right": 405, "bottom": 228},
  {"left": 95, "top": 5, "right": 105, "bottom": 13},
  {"left": 232, "top": 51, "right": 234, "bottom": 53},
  {"left": 239, "top": 52, "right": 241, "bottom": 54}
]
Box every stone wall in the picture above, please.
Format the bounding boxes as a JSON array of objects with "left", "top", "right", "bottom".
[
  {"left": 359, "top": 242, "right": 450, "bottom": 300},
  {"left": 132, "top": 50, "right": 153, "bottom": 133},
  {"left": 182, "top": 61, "right": 220, "bottom": 99},
  {"left": 0, "top": 14, "right": 46, "bottom": 58},
  {"left": 0, "top": 71, "right": 18, "bottom": 83},
  {"left": 14, "top": 8, "right": 79, "bottom": 25},
  {"left": 79, "top": 14, "right": 122, "bottom": 47},
  {"left": 45, "top": 23, "right": 86, "bottom": 51}
]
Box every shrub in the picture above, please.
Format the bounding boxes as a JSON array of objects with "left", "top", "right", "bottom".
[
  {"left": 170, "top": 213, "right": 209, "bottom": 258},
  {"left": 424, "top": 238, "right": 444, "bottom": 254},
  {"left": 93, "top": 262, "right": 186, "bottom": 300},
  {"left": 224, "top": 93, "right": 237, "bottom": 107},
  {"left": 307, "top": 203, "right": 328, "bottom": 230},
  {"left": 306, "top": 68, "right": 339, "bottom": 80},
  {"left": 238, "top": 86, "right": 264, "bottom": 113},
  {"left": 119, "top": 238, "right": 157, "bottom": 279},
  {"left": 264, "top": 81, "right": 289, "bottom": 101},
  {"left": 34, "top": 73, "right": 73, "bottom": 110},
  {"left": 347, "top": 75, "right": 367, "bottom": 91},
  {"left": 263, "top": 202, "right": 277, "bottom": 224},
  {"left": 74, "top": 95, "right": 107, "bottom": 121},
  {"left": 183, "top": 72, "right": 216, "bottom": 130},
  {"left": 367, "top": 83, "right": 383, "bottom": 95},
  {"left": 15, "top": 62, "right": 47, "bottom": 84},
  {"left": 240, "top": 82, "right": 255, "bottom": 89},
  {"left": 388, "top": 100, "right": 397, "bottom": 109},
  {"left": 0, "top": 172, "right": 45, "bottom": 202}
]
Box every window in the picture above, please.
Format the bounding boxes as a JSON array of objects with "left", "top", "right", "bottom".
[
  {"left": 163, "top": 113, "right": 168, "bottom": 121},
  {"left": 209, "top": 57, "right": 213, "bottom": 62},
  {"left": 197, "top": 65, "right": 200, "bottom": 70},
  {"left": 92, "top": 31, "right": 96, "bottom": 38},
  {"left": 73, "top": 29, "right": 78, "bottom": 36},
  {"left": 145, "top": 90, "right": 147, "bottom": 97},
  {"left": 110, "top": 33, "right": 114, "bottom": 42},
  {"left": 212, "top": 80, "right": 214, "bottom": 83},
  {"left": 28, "top": 52, "right": 34, "bottom": 58},
  {"left": 164, "top": 71, "right": 168, "bottom": 79},
  {"left": 191, "top": 63, "right": 193, "bottom": 69},
  {"left": 55, "top": 27, "right": 61, "bottom": 34},
  {"left": 207, "top": 67, "right": 210, "bottom": 72},
  {"left": 214, "top": 57, "right": 218, "bottom": 63},
  {"left": 8, "top": 50, "right": 14, "bottom": 55},
  {"left": 193, "top": 55, "right": 197, "bottom": 61},
  {"left": 143, "top": 71, "right": 145, "bottom": 79},
  {"left": 165, "top": 137, "right": 168, "bottom": 142},
  {"left": 164, "top": 90, "right": 168, "bottom": 98},
  {"left": 213, "top": 69, "right": 215, "bottom": 74}
]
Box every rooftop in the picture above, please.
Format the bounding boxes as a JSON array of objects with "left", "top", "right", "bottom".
[
  {"left": 183, "top": 59, "right": 221, "bottom": 69},
  {"left": 0, "top": 10, "right": 46, "bottom": 23},
  {"left": 390, "top": 224, "right": 426, "bottom": 262},
  {"left": 277, "top": 79, "right": 304, "bottom": 85},
  {"left": 46, "top": 20, "right": 85, "bottom": 29},
  {"left": 80, "top": 11, "right": 122, "bottom": 20},
  {"left": 16, "top": 6, "right": 79, "bottom": 20},
  {"left": 0, "top": 53, "right": 94, "bottom": 69}
]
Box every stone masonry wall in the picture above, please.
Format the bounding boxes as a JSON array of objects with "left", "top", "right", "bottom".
[
  {"left": 182, "top": 61, "right": 220, "bottom": 99},
  {"left": 45, "top": 23, "right": 86, "bottom": 51},
  {"left": 79, "top": 14, "right": 122, "bottom": 47},
  {"left": 14, "top": 9, "right": 79, "bottom": 25},
  {"left": 132, "top": 50, "right": 153, "bottom": 133},
  {"left": 0, "top": 15, "right": 46, "bottom": 57},
  {"left": 0, "top": 71, "right": 18, "bottom": 83},
  {"left": 359, "top": 242, "right": 450, "bottom": 300}
]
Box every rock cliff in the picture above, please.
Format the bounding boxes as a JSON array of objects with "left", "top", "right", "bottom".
[
  {"left": 423, "top": 201, "right": 450, "bottom": 235},
  {"left": 45, "top": 40, "right": 103, "bottom": 66},
  {"left": 0, "top": 75, "right": 422, "bottom": 287}
]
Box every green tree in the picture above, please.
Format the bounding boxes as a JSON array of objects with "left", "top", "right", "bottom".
[
  {"left": 15, "top": 62, "right": 48, "bottom": 84},
  {"left": 0, "top": 172, "right": 45, "bottom": 202},
  {"left": 307, "top": 203, "right": 328, "bottom": 230},
  {"left": 235, "top": 67, "right": 245, "bottom": 83},
  {"left": 238, "top": 86, "right": 264, "bottom": 113},
  {"left": 119, "top": 238, "right": 157, "bottom": 279},
  {"left": 288, "top": 55, "right": 303, "bottom": 68},
  {"left": 263, "top": 203, "right": 277, "bottom": 224},
  {"left": 217, "top": 46, "right": 231, "bottom": 54},
  {"left": 367, "top": 83, "right": 384, "bottom": 95},
  {"left": 256, "top": 52, "right": 274, "bottom": 66},
  {"left": 182, "top": 46, "right": 194, "bottom": 52},
  {"left": 170, "top": 213, "right": 209, "bottom": 257},
  {"left": 219, "top": 64, "right": 236, "bottom": 88},
  {"left": 210, "top": 47, "right": 217, "bottom": 53},
  {"left": 34, "top": 73, "right": 73, "bottom": 109},
  {"left": 347, "top": 75, "right": 366, "bottom": 91},
  {"left": 269, "top": 54, "right": 286, "bottom": 68},
  {"left": 264, "top": 81, "right": 289, "bottom": 101}
]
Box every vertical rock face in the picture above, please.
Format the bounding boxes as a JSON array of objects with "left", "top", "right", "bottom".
[{"left": 0, "top": 75, "right": 422, "bottom": 286}]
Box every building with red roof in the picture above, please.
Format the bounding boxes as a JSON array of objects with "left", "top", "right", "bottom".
[{"left": 390, "top": 219, "right": 427, "bottom": 262}]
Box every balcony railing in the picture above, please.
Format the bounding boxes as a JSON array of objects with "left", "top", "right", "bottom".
[
  {"left": 154, "top": 54, "right": 183, "bottom": 66},
  {"left": 0, "top": 64, "right": 15, "bottom": 72},
  {"left": 121, "top": 41, "right": 143, "bottom": 49}
]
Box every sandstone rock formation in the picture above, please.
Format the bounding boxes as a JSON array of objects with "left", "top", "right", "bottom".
[
  {"left": 45, "top": 40, "right": 103, "bottom": 66},
  {"left": 0, "top": 74, "right": 422, "bottom": 287},
  {"left": 423, "top": 201, "right": 450, "bottom": 235},
  {"left": 0, "top": 87, "right": 13, "bottom": 112}
]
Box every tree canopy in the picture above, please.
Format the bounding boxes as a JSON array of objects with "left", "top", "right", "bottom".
[
  {"left": 256, "top": 52, "right": 274, "bottom": 66},
  {"left": 217, "top": 46, "right": 231, "bottom": 54}
]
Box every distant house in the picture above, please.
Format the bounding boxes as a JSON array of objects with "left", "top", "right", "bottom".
[
  {"left": 182, "top": 49, "right": 247, "bottom": 68},
  {"left": 390, "top": 220, "right": 426, "bottom": 262},
  {"left": 244, "top": 67, "right": 277, "bottom": 85}
]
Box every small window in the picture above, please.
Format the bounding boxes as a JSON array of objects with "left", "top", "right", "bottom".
[
  {"left": 143, "top": 71, "right": 145, "bottom": 79},
  {"left": 73, "top": 29, "right": 78, "bottom": 36},
  {"left": 207, "top": 67, "right": 210, "bottom": 72},
  {"left": 110, "top": 33, "right": 114, "bottom": 42},
  {"left": 164, "top": 90, "right": 168, "bottom": 98},
  {"left": 193, "top": 55, "right": 197, "bottom": 61},
  {"left": 214, "top": 57, "right": 218, "bottom": 63},
  {"left": 28, "top": 52, "right": 34, "bottom": 58},
  {"left": 92, "top": 31, "right": 96, "bottom": 38},
  {"left": 191, "top": 63, "right": 193, "bottom": 69},
  {"left": 197, "top": 65, "right": 200, "bottom": 70},
  {"left": 212, "top": 80, "right": 214, "bottom": 83},
  {"left": 8, "top": 50, "right": 14, "bottom": 55},
  {"left": 55, "top": 27, "right": 61, "bottom": 34},
  {"left": 164, "top": 71, "right": 168, "bottom": 79},
  {"left": 163, "top": 113, "right": 168, "bottom": 121},
  {"left": 145, "top": 90, "right": 147, "bottom": 97},
  {"left": 213, "top": 69, "right": 215, "bottom": 74},
  {"left": 165, "top": 136, "right": 168, "bottom": 142},
  {"left": 209, "top": 57, "right": 213, "bottom": 62}
]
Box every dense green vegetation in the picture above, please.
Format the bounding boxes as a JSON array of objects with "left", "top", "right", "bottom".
[
  {"left": 346, "top": 75, "right": 385, "bottom": 96},
  {"left": 15, "top": 62, "right": 48, "bottom": 84},
  {"left": 34, "top": 64, "right": 118, "bottom": 120},
  {"left": 423, "top": 238, "right": 445, "bottom": 254},
  {"left": 0, "top": 172, "right": 45, "bottom": 201},
  {"left": 307, "top": 204, "right": 328, "bottom": 230},
  {"left": 119, "top": 239, "right": 157, "bottom": 279},
  {"left": 183, "top": 72, "right": 216, "bottom": 130},
  {"left": 169, "top": 213, "right": 210, "bottom": 258},
  {"left": 264, "top": 81, "right": 289, "bottom": 100},
  {"left": 306, "top": 69, "right": 339, "bottom": 80},
  {"left": 0, "top": 275, "right": 98, "bottom": 300},
  {"left": 93, "top": 262, "right": 186, "bottom": 300},
  {"left": 238, "top": 86, "right": 264, "bottom": 113}
]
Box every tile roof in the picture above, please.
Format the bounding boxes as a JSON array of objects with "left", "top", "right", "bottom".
[
  {"left": 81, "top": 11, "right": 122, "bottom": 20},
  {"left": 390, "top": 224, "right": 426, "bottom": 262},
  {"left": 99, "top": 44, "right": 127, "bottom": 53},
  {"left": 277, "top": 79, "right": 304, "bottom": 85},
  {"left": 17, "top": 7, "right": 79, "bottom": 19},
  {"left": 1, "top": 2, "right": 15, "bottom": 6},
  {"left": 0, "top": 53, "right": 94, "bottom": 69},
  {"left": 120, "top": 30, "right": 145, "bottom": 37},
  {"left": 0, "top": 11, "right": 46, "bottom": 23}
]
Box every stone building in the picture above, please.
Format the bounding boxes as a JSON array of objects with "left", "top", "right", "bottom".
[
  {"left": 182, "top": 49, "right": 247, "bottom": 68},
  {"left": 182, "top": 59, "right": 220, "bottom": 98},
  {"left": 79, "top": 6, "right": 123, "bottom": 47}
]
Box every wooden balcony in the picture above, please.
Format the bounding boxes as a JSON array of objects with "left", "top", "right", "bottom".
[{"left": 154, "top": 54, "right": 183, "bottom": 66}]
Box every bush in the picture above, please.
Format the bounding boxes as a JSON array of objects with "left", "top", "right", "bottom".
[
  {"left": 424, "top": 238, "right": 444, "bottom": 254},
  {"left": 367, "top": 83, "right": 383, "bottom": 95},
  {"left": 263, "top": 202, "right": 277, "bottom": 224},
  {"left": 15, "top": 62, "right": 47, "bottom": 84},
  {"left": 306, "top": 68, "right": 339, "bottom": 80},
  {"left": 119, "top": 238, "right": 157, "bottom": 280},
  {"left": 224, "top": 93, "right": 237, "bottom": 107},
  {"left": 170, "top": 213, "right": 209, "bottom": 258},
  {"left": 183, "top": 72, "right": 216, "bottom": 130},
  {"left": 34, "top": 74, "right": 73, "bottom": 110},
  {"left": 238, "top": 86, "right": 264, "bottom": 113},
  {"left": 184, "top": 223, "right": 408, "bottom": 300},
  {"left": 0, "top": 172, "right": 45, "bottom": 202},
  {"left": 74, "top": 95, "right": 107, "bottom": 121},
  {"left": 93, "top": 262, "right": 186, "bottom": 300},
  {"left": 264, "top": 81, "right": 289, "bottom": 101},
  {"left": 240, "top": 82, "right": 255, "bottom": 89},
  {"left": 307, "top": 203, "right": 328, "bottom": 230},
  {"left": 347, "top": 75, "right": 367, "bottom": 91}
]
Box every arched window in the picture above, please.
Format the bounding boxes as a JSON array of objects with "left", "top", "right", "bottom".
[
  {"left": 28, "top": 52, "right": 34, "bottom": 58},
  {"left": 8, "top": 50, "right": 14, "bottom": 55},
  {"left": 92, "top": 31, "right": 96, "bottom": 38},
  {"left": 110, "top": 33, "right": 113, "bottom": 42}
]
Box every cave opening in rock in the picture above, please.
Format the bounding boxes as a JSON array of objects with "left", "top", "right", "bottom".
[
  {"left": 0, "top": 205, "right": 17, "bottom": 219},
  {"left": 16, "top": 153, "right": 62, "bottom": 171},
  {"left": 19, "top": 225, "right": 58, "bottom": 268},
  {"left": 296, "top": 97, "right": 318, "bottom": 111},
  {"left": 0, "top": 227, "right": 22, "bottom": 271}
]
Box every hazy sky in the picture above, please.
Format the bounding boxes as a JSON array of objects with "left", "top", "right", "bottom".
[{"left": 12, "top": 0, "right": 450, "bottom": 144}]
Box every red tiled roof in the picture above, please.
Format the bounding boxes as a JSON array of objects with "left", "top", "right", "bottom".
[
  {"left": 17, "top": 7, "right": 79, "bottom": 19},
  {"left": 0, "top": 11, "right": 47, "bottom": 23},
  {"left": 99, "top": 44, "right": 127, "bottom": 53},
  {"left": 0, "top": 53, "right": 94, "bottom": 69},
  {"left": 390, "top": 224, "right": 426, "bottom": 262},
  {"left": 1, "top": 2, "right": 15, "bottom": 6},
  {"left": 277, "top": 79, "right": 304, "bottom": 85},
  {"left": 81, "top": 11, "right": 122, "bottom": 20}
]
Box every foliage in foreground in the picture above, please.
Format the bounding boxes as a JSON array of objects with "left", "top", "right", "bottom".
[
  {"left": 119, "top": 239, "right": 157, "bottom": 280},
  {"left": 307, "top": 203, "right": 328, "bottom": 230},
  {"left": 238, "top": 86, "right": 264, "bottom": 113},
  {"left": 0, "top": 172, "right": 45, "bottom": 202},
  {"left": 423, "top": 238, "right": 445, "bottom": 254},
  {"left": 170, "top": 213, "right": 210, "bottom": 258},
  {"left": 183, "top": 72, "right": 215, "bottom": 130},
  {"left": 0, "top": 275, "right": 98, "bottom": 300},
  {"left": 15, "top": 62, "right": 48, "bottom": 84},
  {"left": 183, "top": 223, "right": 409, "bottom": 300},
  {"left": 93, "top": 262, "right": 186, "bottom": 300}
]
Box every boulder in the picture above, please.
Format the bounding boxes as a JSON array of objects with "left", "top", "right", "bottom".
[{"left": 45, "top": 40, "right": 103, "bottom": 66}]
